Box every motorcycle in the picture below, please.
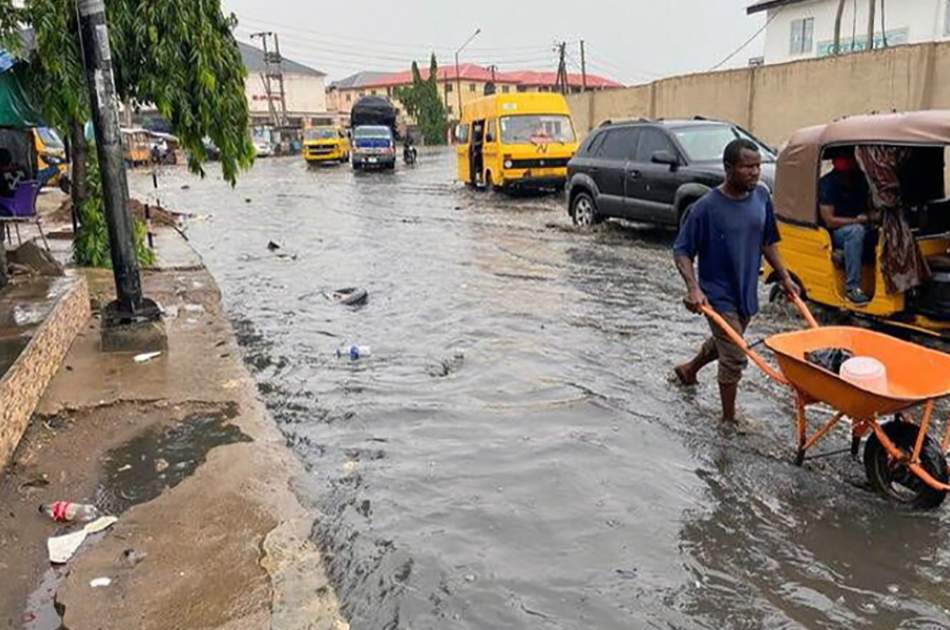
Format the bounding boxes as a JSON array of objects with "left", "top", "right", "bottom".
[{"left": 403, "top": 144, "right": 417, "bottom": 166}]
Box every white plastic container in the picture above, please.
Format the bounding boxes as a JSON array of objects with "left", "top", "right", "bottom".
[{"left": 840, "top": 356, "right": 888, "bottom": 395}]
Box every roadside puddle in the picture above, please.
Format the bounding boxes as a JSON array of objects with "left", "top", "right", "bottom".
[
  {"left": 23, "top": 404, "right": 251, "bottom": 629},
  {"left": 99, "top": 404, "right": 251, "bottom": 513}
]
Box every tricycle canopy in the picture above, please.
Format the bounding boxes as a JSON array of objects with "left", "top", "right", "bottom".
[{"left": 774, "top": 110, "right": 950, "bottom": 225}]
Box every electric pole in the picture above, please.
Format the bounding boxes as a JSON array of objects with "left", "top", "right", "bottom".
[
  {"left": 250, "top": 31, "right": 289, "bottom": 128},
  {"left": 76, "top": 0, "right": 159, "bottom": 325},
  {"left": 553, "top": 42, "right": 569, "bottom": 95},
  {"left": 580, "top": 40, "right": 588, "bottom": 92}
]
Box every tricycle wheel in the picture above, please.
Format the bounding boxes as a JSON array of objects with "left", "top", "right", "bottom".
[{"left": 863, "top": 420, "right": 948, "bottom": 509}]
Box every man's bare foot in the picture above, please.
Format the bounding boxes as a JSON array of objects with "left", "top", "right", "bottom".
[{"left": 673, "top": 364, "right": 698, "bottom": 386}]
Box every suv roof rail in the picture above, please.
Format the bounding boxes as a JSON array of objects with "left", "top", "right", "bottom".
[{"left": 600, "top": 117, "right": 653, "bottom": 127}]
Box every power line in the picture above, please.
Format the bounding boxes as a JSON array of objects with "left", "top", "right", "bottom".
[
  {"left": 237, "top": 14, "right": 564, "bottom": 55},
  {"left": 710, "top": 7, "right": 782, "bottom": 70}
]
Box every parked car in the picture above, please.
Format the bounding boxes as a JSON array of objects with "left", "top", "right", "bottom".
[
  {"left": 254, "top": 138, "right": 273, "bottom": 158},
  {"left": 566, "top": 117, "right": 776, "bottom": 228}
]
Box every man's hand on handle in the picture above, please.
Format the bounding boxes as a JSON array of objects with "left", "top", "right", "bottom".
[
  {"left": 684, "top": 287, "right": 708, "bottom": 314},
  {"left": 780, "top": 276, "right": 801, "bottom": 300}
]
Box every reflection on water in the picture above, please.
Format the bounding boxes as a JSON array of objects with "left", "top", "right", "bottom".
[{"left": 130, "top": 150, "right": 950, "bottom": 629}]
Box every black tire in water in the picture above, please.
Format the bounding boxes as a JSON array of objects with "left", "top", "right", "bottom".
[
  {"left": 864, "top": 419, "right": 948, "bottom": 509},
  {"left": 571, "top": 192, "right": 600, "bottom": 228}
]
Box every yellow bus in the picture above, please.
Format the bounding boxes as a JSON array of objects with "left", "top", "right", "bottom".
[
  {"left": 455, "top": 92, "right": 579, "bottom": 192},
  {"left": 304, "top": 126, "right": 351, "bottom": 165}
]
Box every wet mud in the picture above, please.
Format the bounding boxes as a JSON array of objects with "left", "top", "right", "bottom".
[
  {"left": 1, "top": 401, "right": 248, "bottom": 630},
  {"left": 129, "top": 150, "right": 950, "bottom": 629}
]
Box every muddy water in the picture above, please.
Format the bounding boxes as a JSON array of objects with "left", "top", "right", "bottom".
[{"left": 131, "top": 150, "right": 950, "bottom": 629}]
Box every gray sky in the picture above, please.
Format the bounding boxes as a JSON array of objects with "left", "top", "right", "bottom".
[{"left": 223, "top": 0, "right": 766, "bottom": 85}]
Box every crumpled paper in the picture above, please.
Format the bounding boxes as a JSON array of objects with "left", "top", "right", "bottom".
[{"left": 47, "top": 516, "right": 118, "bottom": 564}]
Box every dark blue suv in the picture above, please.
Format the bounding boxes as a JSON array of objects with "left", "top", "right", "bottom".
[{"left": 566, "top": 118, "right": 776, "bottom": 228}]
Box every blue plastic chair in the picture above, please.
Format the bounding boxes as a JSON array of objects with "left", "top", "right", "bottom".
[{"left": 0, "top": 181, "right": 48, "bottom": 249}]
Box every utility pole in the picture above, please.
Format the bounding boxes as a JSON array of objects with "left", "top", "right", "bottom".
[
  {"left": 250, "top": 31, "right": 288, "bottom": 128},
  {"left": 76, "top": 0, "right": 160, "bottom": 328},
  {"left": 580, "top": 40, "right": 588, "bottom": 92},
  {"left": 554, "top": 42, "right": 568, "bottom": 95},
  {"left": 867, "top": 0, "right": 876, "bottom": 51}
]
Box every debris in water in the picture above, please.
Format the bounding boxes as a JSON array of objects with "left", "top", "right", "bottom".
[
  {"left": 267, "top": 240, "right": 281, "bottom": 251},
  {"left": 134, "top": 352, "right": 162, "bottom": 364},
  {"left": 154, "top": 458, "right": 170, "bottom": 473},
  {"left": 89, "top": 577, "right": 112, "bottom": 588},
  {"left": 327, "top": 287, "right": 368, "bottom": 306}
]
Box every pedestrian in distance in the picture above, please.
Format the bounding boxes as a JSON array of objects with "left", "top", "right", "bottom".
[{"left": 672, "top": 138, "right": 800, "bottom": 424}]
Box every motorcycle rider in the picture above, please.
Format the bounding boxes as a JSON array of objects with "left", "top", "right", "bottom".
[{"left": 403, "top": 135, "right": 417, "bottom": 165}]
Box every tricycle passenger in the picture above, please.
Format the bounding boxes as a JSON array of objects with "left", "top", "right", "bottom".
[{"left": 819, "top": 151, "right": 877, "bottom": 305}]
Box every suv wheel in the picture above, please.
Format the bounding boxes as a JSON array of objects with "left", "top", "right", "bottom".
[{"left": 571, "top": 192, "right": 600, "bottom": 228}]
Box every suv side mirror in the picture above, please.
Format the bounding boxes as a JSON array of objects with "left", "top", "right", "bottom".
[{"left": 651, "top": 150, "right": 679, "bottom": 167}]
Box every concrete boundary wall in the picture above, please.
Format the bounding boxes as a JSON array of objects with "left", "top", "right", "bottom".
[{"left": 568, "top": 42, "right": 947, "bottom": 146}]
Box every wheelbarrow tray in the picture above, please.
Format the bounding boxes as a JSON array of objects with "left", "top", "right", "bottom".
[{"left": 765, "top": 326, "right": 950, "bottom": 419}]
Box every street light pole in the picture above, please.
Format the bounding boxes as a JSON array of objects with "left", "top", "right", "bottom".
[{"left": 455, "top": 28, "right": 481, "bottom": 120}]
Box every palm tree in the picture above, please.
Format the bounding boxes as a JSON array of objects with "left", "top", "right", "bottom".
[{"left": 833, "top": 0, "right": 847, "bottom": 54}]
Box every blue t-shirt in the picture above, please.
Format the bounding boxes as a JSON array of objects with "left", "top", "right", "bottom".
[
  {"left": 819, "top": 170, "right": 869, "bottom": 219},
  {"left": 673, "top": 186, "right": 780, "bottom": 318}
]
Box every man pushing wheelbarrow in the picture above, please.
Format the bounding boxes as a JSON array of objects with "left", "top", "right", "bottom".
[
  {"left": 672, "top": 141, "right": 950, "bottom": 509},
  {"left": 673, "top": 138, "right": 799, "bottom": 424}
]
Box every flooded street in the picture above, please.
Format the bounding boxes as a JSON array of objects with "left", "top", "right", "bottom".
[{"left": 132, "top": 149, "right": 950, "bottom": 629}]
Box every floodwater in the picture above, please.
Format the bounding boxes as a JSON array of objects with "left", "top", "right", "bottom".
[{"left": 131, "top": 150, "right": 950, "bottom": 629}]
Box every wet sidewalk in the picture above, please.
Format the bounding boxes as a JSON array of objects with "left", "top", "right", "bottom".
[{"left": 0, "top": 228, "right": 348, "bottom": 629}]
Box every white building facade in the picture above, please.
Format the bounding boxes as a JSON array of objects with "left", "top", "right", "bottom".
[{"left": 749, "top": 0, "right": 950, "bottom": 64}]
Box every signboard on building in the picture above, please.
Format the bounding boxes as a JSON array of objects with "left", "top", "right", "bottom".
[{"left": 817, "top": 28, "right": 909, "bottom": 56}]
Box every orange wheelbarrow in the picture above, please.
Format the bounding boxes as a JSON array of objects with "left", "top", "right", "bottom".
[{"left": 702, "top": 295, "right": 950, "bottom": 509}]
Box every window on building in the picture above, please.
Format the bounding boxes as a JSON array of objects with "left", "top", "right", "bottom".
[
  {"left": 789, "top": 17, "right": 814, "bottom": 55},
  {"left": 371, "top": 89, "right": 377, "bottom": 96},
  {"left": 469, "top": 83, "right": 476, "bottom": 93},
  {"left": 501, "top": 85, "right": 510, "bottom": 93},
  {"left": 447, "top": 105, "right": 454, "bottom": 115},
  {"left": 517, "top": 85, "right": 528, "bottom": 93},
  {"left": 387, "top": 87, "right": 393, "bottom": 96},
  {"left": 446, "top": 83, "right": 454, "bottom": 93}
]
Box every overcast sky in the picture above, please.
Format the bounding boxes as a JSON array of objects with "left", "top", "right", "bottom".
[{"left": 222, "top": 0, "right": 766, "bottom": 85}]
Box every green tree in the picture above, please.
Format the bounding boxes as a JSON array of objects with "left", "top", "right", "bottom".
[
  {"left": 0, "top": 0, "right": 254, "bottom": 266},
  {"left": 395, "top": 53, "right": 448, "bottom": 145}
]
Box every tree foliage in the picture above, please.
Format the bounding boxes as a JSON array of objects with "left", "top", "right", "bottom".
[
  {"left": 395, "top": 54, "right": 448, "bottom": 145},
  {"left": 1, "top": 0, "right": 254, "bottom": 183},
  {"left": 0, "top": 0, "right": 252, "bottom": 267}
]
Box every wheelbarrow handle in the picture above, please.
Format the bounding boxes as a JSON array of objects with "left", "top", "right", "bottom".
[
  {"left": 788, "top": 291, "right": 820, "bottom": 329},
  {"left": 699, "top": 304, "right": 789, "bottom": 386}
]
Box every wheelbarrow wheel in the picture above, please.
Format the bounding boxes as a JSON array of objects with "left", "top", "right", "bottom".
[{"left": 864, "top": 420, "right": 948, "bottom": 509}]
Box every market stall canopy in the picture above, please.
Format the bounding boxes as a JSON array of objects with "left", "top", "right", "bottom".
[
  {"left": 0, "top": 50, "right": 44, "bottom": 129},
  {"left": 774, "top": 110, "right": 950, "bottom": 225}
]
